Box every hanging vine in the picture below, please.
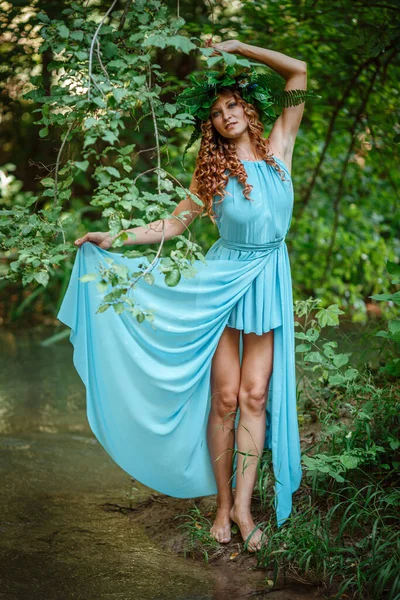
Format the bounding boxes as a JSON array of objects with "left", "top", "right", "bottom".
[{"left": 0, "top": 0, "right": 213, "bottom": 320}]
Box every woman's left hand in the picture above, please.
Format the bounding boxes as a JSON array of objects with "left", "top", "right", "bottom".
[{"left": 205, "top": 38, "right": 242, "bottom": 56}]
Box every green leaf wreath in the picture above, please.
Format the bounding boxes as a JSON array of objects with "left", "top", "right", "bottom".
[{"left": 175, "top": 63, "right": 321, "bottom": 163}]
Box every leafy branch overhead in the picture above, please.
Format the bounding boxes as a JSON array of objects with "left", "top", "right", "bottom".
[{"left": 0, "top": 0, "right": 219, "bottom": 320}]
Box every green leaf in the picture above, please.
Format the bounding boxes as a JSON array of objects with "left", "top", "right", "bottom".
[
  {"left": 119, "top": 144, "right": 136, "bottom": 155},
  {"left": 143, "top": 272, "right": 155, "bottom": 285},
  {"left": 76, "top": 50, "right": 88, "bottom": 61},
  {"left": 75, "top": 160, "right": 89, "bottom": 171},
  {"left": 315, "top": 304, "right": 344, "bottom": 327},
  {"left": 113, "top": 302, "right": 125, "bottom": 314},
  {"left": 79, "top": 273, "right": 97, "bottom": 283},
  {"left": 340, "top": 455, "right": 360, "bottom": 470},
  {"left": 83, "top": 117, "right": 98, "bottom": 129},
  {"left": 195, "top": 252, "right": 207, "bottom": 264},
  {"left": 344, "top": 368, "right": 359, "bottom": 380},
  {"left": 328, "top": 372, "right": 346, "bottom": 386},
  {"left": 301, "top": 454, "right": 317, "bottom": 468},
  {"left": 165, "top": 269, "right": 181, "bottom": 287},
  {"left": 220, "top": 50, "right": 237, "bottom": 66},
  {"left": 58, "top": 24, "right": 69, "bottom": 39},
  {"left": 386, "top": 260, "right": 400, "bottom": 276},
  {"left": 37, "top": 12, "right": 50, "bottom": 23},
  {"left": 34, "top": 271, "right": 49, "bottom": 286},
  {"left": 388, "top": 320, "right": 400, "bottom": 334},
  {"left": 70, "top": 30, "right": 84, "bottom": 41},
  {"left": 96, "top": 304, "right": 110, "bottom": 314},
  {"left": 132, "top": 75, "right": 147, "bottom": 86},
  {"left": 207, "top": 56, "right": 223, "bottom": 67},
  {"left": 101, "top": 130, "right": 118, "bottom": 145},
  {"left": 331, "top": 473, "right": 345, "bottom": 483},
  {"left": 305, "top": 327, "right": 319, "bottom": 342},
  {"left": 371, "top": 291, "right": 400, "bottom": 305},
  {"left": 113, "top": 88, "right": 129, "bottom": 102},
  {"left": 143, "top": 34, "right": 196, "bottom": 54},
  {"left": 304, "top": 351, "right": 323, "bottom": 363},
  {"left": 296, "top": 343, "right": 311, "bottom": 353},
  {"left": 41, "top": 178, "right": 54, "bottom": 187},
  {"left": 103, "top": 42, "right": 118, "bottom": 58},
  {"left": 294, "top": 332, "right": 309, "bottom": 340},
  {"left": 332, "top": 353, "right": 349, "bottom": 368},
  {"left": 104, "top": 166, "right": 121, "bottom": 178},
  {"left": 39, "top": 127, "right": 49, "bottom": 138}
]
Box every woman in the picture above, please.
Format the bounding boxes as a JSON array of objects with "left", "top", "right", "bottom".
[{"left": 64, "top": 40, "right": 307, "bottom": 552}]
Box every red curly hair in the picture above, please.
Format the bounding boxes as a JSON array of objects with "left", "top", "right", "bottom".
[{"left": 193, "top": 87, "right": 288, "bottom": 224}]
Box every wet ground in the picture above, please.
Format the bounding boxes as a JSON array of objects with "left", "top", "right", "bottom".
[{"left": 0, "top": 329, "right": 327, "bottom": 600}]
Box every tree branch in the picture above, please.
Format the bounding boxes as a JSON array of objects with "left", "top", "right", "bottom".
[{"left": 88, "top": 0, "right": 118, "bottom": 100}]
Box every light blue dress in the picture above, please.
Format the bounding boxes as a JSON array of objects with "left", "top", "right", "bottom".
[{"left": 57, "top": 156, "right": 302, "bottom": 527}]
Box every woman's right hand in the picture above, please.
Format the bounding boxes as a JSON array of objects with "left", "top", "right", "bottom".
[{"left": 74, "top": 232, "right": 113, "bottom": 249}]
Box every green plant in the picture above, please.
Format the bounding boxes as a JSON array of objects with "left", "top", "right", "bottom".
[
  {"left": 294, "top": 297, "right": 359, "bottom": 422},
  {"left": 0, "top": 0, "right": 210, "bottom": 323},
  {"left": 254, "top": 295, "right": 400, "bottom": 598},
  {"left": 295, "top": 298, "right": 357, "bottom": 383},
  {"left": 257, "top": 483, "right": 400, "bottom": 599},
  {"left": 177, "top": 504, "right": 222, "bottom": 562},
  {"left": 370, "top": 259, "right": 400, "bottom": 377}
]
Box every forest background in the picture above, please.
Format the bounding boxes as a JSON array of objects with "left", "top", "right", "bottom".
[
  {"left": 0, "top": 0, "right": 399, "bottom": 324},
  {"left": 0, "top": 1, "right": 399, "bottom": 599}
]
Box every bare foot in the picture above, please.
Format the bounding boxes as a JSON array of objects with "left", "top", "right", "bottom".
[
  {"left": 210, "top": 508, "right": 232, "bottom": 544},
  {"left": 230, "top": 506, "right": 264, "bottom": 552}
]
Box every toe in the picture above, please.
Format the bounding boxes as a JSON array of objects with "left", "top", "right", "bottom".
[{"left": 210, "top": 526, "right": 231, "bottom": 544}]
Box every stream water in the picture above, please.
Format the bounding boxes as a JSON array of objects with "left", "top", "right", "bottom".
[{"left": 0, "top": 327, "right": 355, "bottom": 600}]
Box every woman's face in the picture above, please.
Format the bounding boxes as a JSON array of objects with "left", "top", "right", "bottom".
[{"left": 210, "top": 91, "right": 249, "bottom": 138}]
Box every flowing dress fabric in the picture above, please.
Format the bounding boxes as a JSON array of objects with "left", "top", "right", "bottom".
[{"left": 57, "top": 156, "right": 302, "bottom": 526}]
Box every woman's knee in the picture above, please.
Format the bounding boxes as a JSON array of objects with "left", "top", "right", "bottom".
[
  {"left": 211, "top": 388, "right": 238, "bottom": 419},
  {"left": 238, "top": 380, "right": 270, "bottom": 415}
]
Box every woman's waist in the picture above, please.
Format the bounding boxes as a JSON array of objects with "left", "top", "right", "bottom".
[{"left": 218, "top": 236, "right": 286, "bottom": 252}]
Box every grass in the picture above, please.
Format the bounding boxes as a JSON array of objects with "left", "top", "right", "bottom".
[
  {"left": 179, "top": 298, "right": 400, "bottom": 599},
  {"left": 176, "top": 504, "right": 224, "bottom": 562}
]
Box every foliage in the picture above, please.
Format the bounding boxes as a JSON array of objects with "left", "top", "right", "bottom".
[
  {"left": 370, "top": 259, "right": 400, "bottom": 376},
  {"left": 177, "top": 504, "right": 222, "bottom": 562},
  {"left": 0, "top": 0, "right": 211, "bottom": 324},
  {"left": 81, "top": 234, "right": 206, "bottom": 320},
  {"left": 254, "top": 286, "right": 400, "bottom": 599},
  {"left": 257, "top": 487, "right": 400, "bottom": 599},
  {"left": 175, "top": 60, "right": 320, "bottom": 160},
  {"left": 294, "top": 297, "right": 358, "bottom": 392}
]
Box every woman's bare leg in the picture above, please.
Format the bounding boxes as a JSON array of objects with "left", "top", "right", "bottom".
[
  {"left": 230, "top": 328, "right": 274, "bottom": 552},
  {"left": 208, "top": 326, "right": 240, "bottom": 543}
]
